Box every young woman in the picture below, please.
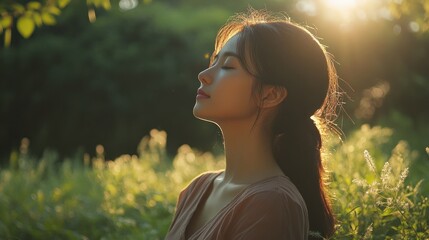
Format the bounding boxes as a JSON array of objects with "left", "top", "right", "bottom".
[{"left": 166, "top": 10, "right": 338, "bottom": 240}]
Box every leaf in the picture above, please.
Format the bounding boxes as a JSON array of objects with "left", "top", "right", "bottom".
[
  {"left": 425, "top": 2, "right": 429, "bottom": 13},
  {"left": 58, "top": 0, "right": 71, "bottom": 8},
  {"left": 17, "top": 16, "right": 35, "bottom": 38},
  {"left": 88, "top": 8, "right": 96, "bottom": 23},
  {"left": 33, "top": 12, "right": 43, "bottom": 27},
  {"left": 92, "top": 0, "right": 102, "bottom": 8},
  {"left": 102, "top": 0, "right": 111, "bottom": 10},
  {"left": 41, "top": 12, "right": 56, "bottom": 25},
  {"left": 1, "top": 15, "right": 13, "bottom": 28},
  {"left": 12, "top": 3, "right": 25, "bottom": 14},
  {"left": 4, "top": 28, "right": 11, "bottom": 47},
  {"left": 48, "top": 6, "right": 61, "bottom": 16},
  {"left": 96, "top": 0, "right": 103, "bottom": 7},
  {"left": 27, "top": 2, "right": 42, "bottom": 10}
]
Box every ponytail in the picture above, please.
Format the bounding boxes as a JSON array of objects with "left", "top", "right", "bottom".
[{"left": 272, "top": 113, "right": 335, "bottom": 238}]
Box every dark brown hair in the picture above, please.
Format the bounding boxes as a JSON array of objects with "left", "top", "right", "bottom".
[{"left": 211, "top": 10, "right": 338, "bottom": 238}]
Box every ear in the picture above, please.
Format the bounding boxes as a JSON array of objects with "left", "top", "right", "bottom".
[{"left": 260, "top": 86, "right": 287, "bottom": 109}]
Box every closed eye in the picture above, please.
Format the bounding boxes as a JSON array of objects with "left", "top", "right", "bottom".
[{"left": 221, "top": 66, "right": 234, "bottom": 70}]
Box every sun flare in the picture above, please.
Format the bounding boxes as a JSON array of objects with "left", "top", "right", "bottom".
[{"left": 325, "top": 0, "right": 357, "bottom": 11}]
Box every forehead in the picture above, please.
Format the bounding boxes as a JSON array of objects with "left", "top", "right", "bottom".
[
  {"left": 217, "top": 34, "right": 240, "bottom": 55},
  {"left": 215, "top": 33, "right": 256, "bottom": 74}
]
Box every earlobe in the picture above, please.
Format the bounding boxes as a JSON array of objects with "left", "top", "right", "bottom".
[{"left": 261, "top": 86, "right": 287, "bottom": 108}]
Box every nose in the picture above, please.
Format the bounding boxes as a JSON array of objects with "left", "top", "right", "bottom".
[{"left": 198, "top": 67, "right": 212, "bottom": 85}]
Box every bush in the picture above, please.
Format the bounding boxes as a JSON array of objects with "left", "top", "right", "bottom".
[
  {"left": 0, "top": 126, "right": 427, "bottom": 239},
  {"left": 326, "top": 125, "right": 429, "bottom": 239}
]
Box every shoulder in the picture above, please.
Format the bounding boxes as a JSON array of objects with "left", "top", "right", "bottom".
[
  {"left": 242, "top": 175, "right": 307, "bottom": 210},
  {"left": 185, "top": 170, "right": 223, "bottom": 190},
  {"left": 178, "top": 170, "right": 223, "bottom": 201},
  {"left": 173, "top": 171, "right": 223, "bottom": 219},
  {"left": 193, "top": 170, "right": 224, "bottom": 183},
  {"left": 225, "top": 176, "right": 309, "bottom": 239},
  {"left": 231, "top": 176, "right": 309, "bottom": 228}
]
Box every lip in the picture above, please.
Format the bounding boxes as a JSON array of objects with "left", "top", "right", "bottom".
[{"left": 196, "top": 88, "right": 210, "bottom": 99}]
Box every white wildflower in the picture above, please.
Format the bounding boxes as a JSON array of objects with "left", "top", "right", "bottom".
[
  {"left": 363, "top": 223, "right": 373, "bottom": 240},
  {"left": 366, "top": 182, "right": 380, "bottom": 195},
  {"left": 402, "top": 202, "right": 410, "bottom": 211},
  {"left": 396, "top": 167, "right": 409, "bottom": 189},
  {"left": 381, "top": 162, "right": 392, "bottom": 189},
  {"left": 352, "top": 178, "right": 368, "bottom": 187},
  {"left": 364, "top": 150, "right": 377, "bottom": 172},
  {"left": 386, "top": 197, "right": 393, "bottom": 206}
]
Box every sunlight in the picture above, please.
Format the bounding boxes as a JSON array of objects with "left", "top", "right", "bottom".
[
  {"left": 296, "top": 0, "right": 371, "bottom": 25},
  {"left": 295, "top": 0, "right": 397, "bottom": 28},
  {"left": 319, "top": 0, "right": 368, "bottom": 29},
  {"left": 325, "top": 0, "right": 357, "bottom": 11}
]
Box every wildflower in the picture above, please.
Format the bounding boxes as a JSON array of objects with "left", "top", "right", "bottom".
[
  {"left": 386, "top": 197, "right": 393, "bottom": 206},
  {"left": 364, "top": 150, "right": 377, "bottom": 172},
  {"left": 366, "top": 182, "right": 380, "bottom": 196},
  {"left": 396, "top": 167, "right": 409, "bottom": 190},
  {"left": 352, "top": 178, "right": 368, "bottom": 187},
  {"left": 401, "top": 202, "right": 410, "bottom": 211},
  {"left": 363, "top": 223, "right": 373, "bottom": 239},
  {"left": 381, "top": 162, "right": 392, "bottom": 189}
]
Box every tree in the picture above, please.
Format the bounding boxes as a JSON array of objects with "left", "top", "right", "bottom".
[{"left": 0, "top": 0, "right": 111, "bottom": 47}]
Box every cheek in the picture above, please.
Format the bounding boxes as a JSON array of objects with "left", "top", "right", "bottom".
[
  {"left": 193, "top": 77, "right": 258, "bottom": 121},
  {"left": 219, "top": 85, "right": 253, "bottom": 108},
  {"left": 218, "top": 75, "right": 256, "bottom": 108}
]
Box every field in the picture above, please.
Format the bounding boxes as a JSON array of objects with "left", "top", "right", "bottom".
[{"left": 0, "top": 125, "right": 428, "bottom": 239}]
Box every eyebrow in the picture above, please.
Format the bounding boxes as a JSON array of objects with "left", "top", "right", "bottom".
[{"left": 213, "top": 51, "right": 241, "bottom": 61}]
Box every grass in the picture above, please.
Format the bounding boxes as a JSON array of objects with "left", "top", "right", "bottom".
[{"left": 0, "top": 127, "right": 428, "bottom": 239}]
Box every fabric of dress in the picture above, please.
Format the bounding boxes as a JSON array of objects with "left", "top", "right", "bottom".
[{"left": 165, "top": 171, "right": 309, "bottom": 240}]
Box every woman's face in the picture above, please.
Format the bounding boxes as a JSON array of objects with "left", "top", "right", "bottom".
[{"left": 193, "top": 34, "right": 259, "bottom": 124}]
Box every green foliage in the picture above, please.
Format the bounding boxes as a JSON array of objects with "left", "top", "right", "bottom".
[
  {"left": 0, "top": 0, "right": 66, "bottom": 46},
  {"left": 0, "top": 2, "right": 230, "bottom": 159},
  {"left": 0, "top": 125, "right": 427, "bottom": 239},
  {"left": 0, "top": 0, "right": 111, "bottom": 47},
  {"left": 387, "top": 0, "right": 429, "bottom": 33},
  {"left": 0, "top": 129, "right": 225, "bottom": 239},
  {"left": 326, "top": 124, "right": 429, "bottom": 239},
  {"left": 2, "top": 0, "right": 429, "bottom": 161}
]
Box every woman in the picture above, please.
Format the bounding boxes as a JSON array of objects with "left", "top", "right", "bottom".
[{"left": 166, "top": 10, "right": 338, "bottom": 240}]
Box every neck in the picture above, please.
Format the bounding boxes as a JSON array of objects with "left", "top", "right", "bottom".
[{"left": 217, "top": 119, "right": 284, "bottom": 184}]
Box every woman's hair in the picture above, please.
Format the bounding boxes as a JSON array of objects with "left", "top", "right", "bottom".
[{"left": 211, "top": 10, "right": 338, "bottom": 238}]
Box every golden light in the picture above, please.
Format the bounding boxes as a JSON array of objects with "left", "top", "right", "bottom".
[
  {"left": 325, "top": 0, "right": 357, "bottom": 11},
  {"left": 320, "top": 0, "right": 366, "bottom": 28}
]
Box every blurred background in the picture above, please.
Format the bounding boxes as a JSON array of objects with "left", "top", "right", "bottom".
[{"left": 1, "top": 0, "right": 428, "bottom": 162}]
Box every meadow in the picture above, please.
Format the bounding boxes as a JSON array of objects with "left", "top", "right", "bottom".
[{"left": 0, "top": 125, "right": 428, "bottom": 239}]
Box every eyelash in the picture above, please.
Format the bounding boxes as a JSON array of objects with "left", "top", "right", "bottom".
[{"left": 221, "top": 66, "right": 234, "bottom": 70}]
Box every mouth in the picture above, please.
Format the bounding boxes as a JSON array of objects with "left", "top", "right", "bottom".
[{"left": 197, "top": 89, "right": 210, "bottom": 98}]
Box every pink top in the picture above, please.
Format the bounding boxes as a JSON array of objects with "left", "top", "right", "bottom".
[{"left": 165, "top": 171, "right": 309, "bottom": 240}]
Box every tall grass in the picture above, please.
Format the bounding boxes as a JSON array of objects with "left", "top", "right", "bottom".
[
  {"left": 326, "top": 125, "right": 429, "bottom": 239},
  {"left": 0, "top": 127, "right": 427, "bottom": 239}
]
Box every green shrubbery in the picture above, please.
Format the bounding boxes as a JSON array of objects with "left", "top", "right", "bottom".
[
  {"left": 326, "top": 125, "right": 429, "bottom": 239},
  {"left": 0, "top": 126, "right": 428, "bottom": 239}
]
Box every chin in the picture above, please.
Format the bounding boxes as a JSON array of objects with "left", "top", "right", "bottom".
[
  {"left": 193, "top": 107, "right": 207, "bottom": 120},
  {"left": 193, "top": 106, "right": 216, "bottom": 123}
]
